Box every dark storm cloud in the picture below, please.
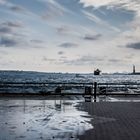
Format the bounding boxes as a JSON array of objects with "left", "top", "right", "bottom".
[
  {"left": 83, "top": 34, "right": 102, "bottom": 41},
  {"left": 0, "top": 37, "right": 18, "bottom": 47},
  {"left": 126, "top": 42, "right": 140, "bottom": 50},
  {"left": 59, "top": 42, "right": 78, "bottom": 48}
]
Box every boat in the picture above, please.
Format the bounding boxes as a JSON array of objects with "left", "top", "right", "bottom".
[{"left": 94, "top": 69, "right": 101, "bottom": 75}]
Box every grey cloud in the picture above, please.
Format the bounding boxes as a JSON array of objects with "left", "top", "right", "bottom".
[
  {"left": 0, "top": 21, "right": 23, "bottom": 34},
  {"left": 108, "top": 59, "right": 121, "bottom": 63},
  {"left": 10, "top": 5, "right": 25, "bottom": 12},
  {"left": 0, "top": 37, "right": 18, "bottom": 47},
  {"left": 56, "top": 25, "right": 81, "bottom": 38},
  {"left": 126, "top": 42, "right": 140, "bottom": 50},
  {"left": 60, "top": 55, "right": 104, "bottom": 66},
  {"left": 0, "top": 26, "right": 12, "bottom": 34},
  {"left": 59, "top": 42, "right": 78, "bottom": 48},
  {"left": 4, "top": 21, "right": 23, "bottom": 28},
  {"left": 30, "top": 39, "right": 44, "bottom": 44},
  {"left": 83, "top": 34, "right": 102, "bottom": 41},
  {"left": 58, "top": 51, "right": 64, "bottom": 55},
  {"left": 56, "top": 26, "right": 70, "bottom": 34}
]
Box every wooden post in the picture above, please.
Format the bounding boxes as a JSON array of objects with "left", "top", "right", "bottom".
[{"left": 94, "top": 82, "right": 97, "bottom": 102}]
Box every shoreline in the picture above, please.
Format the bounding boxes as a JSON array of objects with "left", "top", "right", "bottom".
[{"left": 0, "top": 97, "right": 140, "bottom": 139}]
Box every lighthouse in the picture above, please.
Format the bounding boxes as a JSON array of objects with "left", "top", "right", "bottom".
[{"left": 133, "top": 65, "right": 135, "bottom": 74}]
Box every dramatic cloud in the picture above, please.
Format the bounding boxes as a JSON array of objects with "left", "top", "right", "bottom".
[
  {"left": 84, "top": 34, "right": 101, "bottom": 41},
  {"left": 79, "top": 0, "right": 140, "bottom": 11},
  {"left": 126, "top": 42, "right": 140, "bottom": 50},
  {"left": 0, "top": 0, "right": 140, "bottom": 72},
  {"left": 59, "top": 42, "right": 78, "bottom": 48}
]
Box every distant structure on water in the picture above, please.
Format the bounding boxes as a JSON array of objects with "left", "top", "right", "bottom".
[
  {"left": 94, "top": 68, "right": 101, "bottom": 75},
  {"left": 132, "top": 65, "right": 140, "bottom": 75}
]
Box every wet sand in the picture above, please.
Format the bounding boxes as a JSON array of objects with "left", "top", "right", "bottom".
[
  {"left": 0, "top": 98, "right": 92, "bottom": 140},
  {"left": 77, "top": 102, "right": 140, "bottom": 140},
  {"left": 1, "top": 96, "right": 140, "bottom": 140}
]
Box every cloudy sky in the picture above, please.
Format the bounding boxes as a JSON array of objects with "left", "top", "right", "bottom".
[{"left": 0, "top": 0, "right": 140, "bottom": 73}]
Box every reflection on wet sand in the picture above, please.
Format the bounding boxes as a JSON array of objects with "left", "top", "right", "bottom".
[{"left": 0, "top": 99, "right": 93, "bottom": 140}]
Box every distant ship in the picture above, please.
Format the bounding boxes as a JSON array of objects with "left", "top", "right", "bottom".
[
  {"left": 94, "top": 69, "right": 101, "bottom": 75},
  {"left": 132, "top": 65, "right": 140, "bottom": 75}
]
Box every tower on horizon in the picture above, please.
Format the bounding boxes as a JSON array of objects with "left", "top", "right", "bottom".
[{"left": 133, "top": 65, "right": 135, "bottom": 74}]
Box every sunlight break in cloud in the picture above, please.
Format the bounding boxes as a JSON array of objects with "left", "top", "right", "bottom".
[{"left": 80, "top": 0, "right": 140, "bottom": 16}]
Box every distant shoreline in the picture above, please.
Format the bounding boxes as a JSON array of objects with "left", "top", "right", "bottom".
[{"left": 0, "top": 70, "right": 136, "bottom": 75}]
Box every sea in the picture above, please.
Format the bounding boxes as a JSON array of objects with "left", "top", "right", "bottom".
[{"left": 0, "top": 71, "right": 140, "bottom": 94}]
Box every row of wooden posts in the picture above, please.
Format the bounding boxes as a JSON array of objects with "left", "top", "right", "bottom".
[{"left": 0, "top": 82, "right": 140, "bottom": 100}]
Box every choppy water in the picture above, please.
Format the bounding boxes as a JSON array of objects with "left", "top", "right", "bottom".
[
  {"left": 0, "top": 71, "right": 140, "bottom": 83},
  {"left": 0, "top": 71, "right": 140, "bottom": 94}
]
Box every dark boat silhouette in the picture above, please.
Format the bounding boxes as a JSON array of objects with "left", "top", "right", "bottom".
[{"left": 94, "top": 69, "right": 101, "bottom": 75}]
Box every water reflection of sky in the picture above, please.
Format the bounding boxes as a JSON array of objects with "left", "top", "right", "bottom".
[
  {"left": 0, "top": 100, "right": 93, "bottom": 140},
  {"left": 97, "top": 96, "right": 140, "bottom": 102}
]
